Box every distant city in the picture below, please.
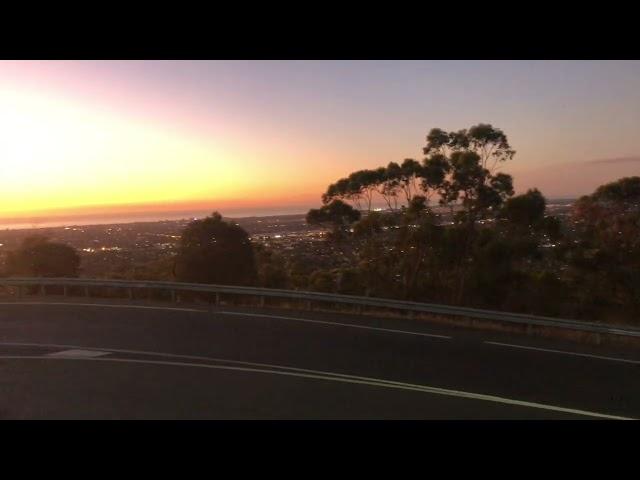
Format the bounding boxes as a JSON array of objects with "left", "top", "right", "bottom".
[
  {"left": 0, "top": 200, "right": 575, "bottom": 280},
  {"left": 0, "top": 213, "right": 322, "bottom": 278}
]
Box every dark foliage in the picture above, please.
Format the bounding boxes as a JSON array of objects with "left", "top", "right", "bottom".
[
  {"left": 174, "top": 212, "right": 257, "bottom": 285},
  {"left": 5, "top": 236, "right": 80, "bottom": 277}
]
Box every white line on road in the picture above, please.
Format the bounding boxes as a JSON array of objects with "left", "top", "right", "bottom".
[
  {"left": 0, "top": 354, "right": 630, "bottom": 420},
  {"left": 0, "top": 302, "right": 205, "bottom": 313},
  {"left": 47, "top": 349, "right": 111, "bottom": 358},
  {"left": 0, "top": 302, "right": 449, "bottom": 338},
  {"left": 485, "top": 341, "right": 640, "bottom": 365},
  {"left": 217, "top": 311, "right": 452, "bottom": 339},
  {"left": 0, "top": 340, "right": 444, "bottom": 386}
]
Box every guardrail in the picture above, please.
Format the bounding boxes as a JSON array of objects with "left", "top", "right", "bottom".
[{"left": 1, "top": 277, "right": 639, "bottom": 340}]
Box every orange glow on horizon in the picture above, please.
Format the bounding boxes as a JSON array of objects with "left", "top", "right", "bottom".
[
  {"left": 0, "top": 79, "right": 333, "bottom": 220},
  {"left": 3, "top": 60, "right": 638, "bottom": 223}
]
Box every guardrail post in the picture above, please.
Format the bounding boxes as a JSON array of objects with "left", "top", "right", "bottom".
[
  {"left": 305, "top": 300, "right": 312, "bottom": 311},
  {"left": 63, "top": 286, "right": 68, "bottom": 297},
  {"left": 214, "top": 293, "right": 220, "bottom": 306},
  {"left": 39, "top": 285, "right": 45, "bottom": 296},
  {"left": 84, "top": 286, "right": 90, "bottom": 298},
  {"left": 128, "top": 288, "right": 133, "bottom": 300},
  {"left": 259, "top": 296, "right": 265, "bottom": 307},
  {"left": 171, "top": 290, "right": 176, "bottom": 302}
]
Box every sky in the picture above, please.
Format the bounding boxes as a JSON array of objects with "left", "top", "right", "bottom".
[{"left": 1, "top": 60, "right": 639, "bottom": 225}]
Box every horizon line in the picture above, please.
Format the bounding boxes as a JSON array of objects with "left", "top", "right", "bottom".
[{"left": 0, "top": 197, "right": 579, "bottom": 232}]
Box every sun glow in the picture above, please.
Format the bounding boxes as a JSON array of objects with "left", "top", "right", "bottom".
[{"left": 0, "top": 85, "right": 300, "bottom": 219}]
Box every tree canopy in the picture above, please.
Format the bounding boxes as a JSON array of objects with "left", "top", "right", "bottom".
[
  {"left": 306, "top": 199, "right": 361, "bottom": 226},
  {"left": 500, "top": 188, "right": 546, "bottom": 227},
  {"left": 174, "top": 212, "right": 257, "bottom": 285},
  {"left": 315, "top": 123, "right": 516, "bottom": 223},
  {"left": 5, "top": 236, "right": 80, "bottom": 277}
]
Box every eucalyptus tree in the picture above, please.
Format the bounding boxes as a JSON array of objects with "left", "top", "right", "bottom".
[
  {"left": 419, "top": 154, "right": 450, "bottom": 202},
  {"left": 423, "top": 124, "right": 516, "bottom": 223},
  {"left": 393, "top": 196, "right": 446, "bottom": 299},
  {"left": 570, "top": 176, "right": 640, "bottom": 312},
  {"left": 417, "top": 124, "right": 517, "bottom": 305},
  {"left": 322, "top": 177, "right": 362, "bottom": 210},
  {"left": 351, "top": 169, "right": 382, "bottom": 211},
  {"left": 5, "top": 236, "right": 80, "bottom": 278},
  {"left": 376, "top": 163, "right": 401, "bottom": 211},
  {"left": 395, "top": 158, "right": 422, "bottom": 204},
  {"left": 174, "top": 212, "right": 257, "bottom": 286},
  {"left": 306, "top": 199, "right": 361, "bottom": 226},
  {"left": 500, "top": 188, "right": 547, "bottom": 230},
  {"left": 424, "top": 123, "right": 515, "bottom": 172}
]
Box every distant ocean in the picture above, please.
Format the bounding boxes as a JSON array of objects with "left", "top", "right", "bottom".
[
  {"left": 0, "top": 199, "right": 576, "bottom": 231},
  {"left": 0, "top": 206, "right": 312, "bottom": 231}
]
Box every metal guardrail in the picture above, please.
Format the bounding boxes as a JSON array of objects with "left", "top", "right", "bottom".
[{"left": 1, "top": 277, "right": 639, "bottom": 339}]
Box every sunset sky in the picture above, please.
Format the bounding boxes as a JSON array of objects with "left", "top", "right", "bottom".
[{"left": 1, "top": 60, "right": 639, "bottom": 224}]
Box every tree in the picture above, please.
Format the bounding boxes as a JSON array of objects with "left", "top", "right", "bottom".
[
  {"left": 573, "top": 176, "right": 640, "bottom": 250},
  {"left": 305, "top": 122, "right": 589, "bottom": 315},
  {"left": 376, "top": 163, "right": 401, "bottom": 211},
  {"left": 254, "top": 243, "right": 289, "bottom": 289},
  {"left": 467, "top": 123, "right": 516, "bottom": 171},
  {"left": 501, "top": 189, "right": 546, "bottom": 228},
  {"left": 420, "top": 154, "right": 450, "bottom": 201},
  {"left": 129, "top": 256, "right": 175, "bottom": 281},
  {"left": 308, "top": 269, "right": 335, "bottom": 292},
  {"left": 423, "top": 125, "right": 515, "bottom": 223},
  {"left": 322, "top": 159, "right": 436, "bottom": 212},
  {"left": 322, "top": 176, "right": 364, "bottom": 210},
  {"left": 424, "top": 123, "right": 515, "bottom": 172},
  {"left": 174, "top": 212, "right": 257, "bottom": 285},
  {"left": 306, "top": 200, "right": 361, "bottom": 226},
  {"left": 307, "top": 199, "right": 362, "bottom": 246},
  {"left": 396, "top": 158, "right": 423, "bottom": 204},
  {"left": 353, "top": 169, "right": 383, "bottom": 211},
  {"left": 570, "top": 177, "right": 640, "bottom": 313},
  {"left": 5, "top": 236, "right": 80, "bottom": 277},
  {"left": 352, "top": 211, "right": 386, "bottom": 238},
  {"left": 418, "top": 124, "right": 517, "bottom": 304},
  {"left": 394, "top": 201, "right": 443, "bottom": 299}
]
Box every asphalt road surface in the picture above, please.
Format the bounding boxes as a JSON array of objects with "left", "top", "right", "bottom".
[{"left": 0, "top": 298, "right": 638, "bottom": 419}]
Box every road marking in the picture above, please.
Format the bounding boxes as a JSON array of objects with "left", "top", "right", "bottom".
[
  {"left": 47, "top": 349, "right": 110, "bottom": 358},
  {"left": 0, "top": 302, "right": 205, "bottom": 313},
  {"left": 0, "top": 354, "right": 630, "bottom": 420},
  {"left": 485, "top": 341, "right": 640, "bottom": 365},
  {"left": 217, "top": 311, "right": 452, "bottom": 339},
  {"left": 0, "top": 340, "right": 444, "bottom": 386}
]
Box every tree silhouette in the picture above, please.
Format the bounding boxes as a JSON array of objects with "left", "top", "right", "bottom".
[
  {"left": 6, "top": 236, "right": 80, "bottom": 277},
  {"left": 422, "top": 125, "right": 515, "bottom": 224},
  {"left": 174, "top": 212, "right": 257, "bottom": 285},
  {"left": 570, "top": 177, "right": 640, "bottom": 312},
  {"left": 306, "top": 200, "right": 361, "bottom": 226},
  {"left": 501, "top": 189, "right": 546, "bottom": 228}
]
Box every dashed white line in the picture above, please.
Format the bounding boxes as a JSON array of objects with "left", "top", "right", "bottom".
[
  {"left": 218, "top": 311, "right": 452, "bottom": 339},
  {"left": 485, "top": 341, "right": 640, "bottom": 365},
  {"left": 0, "top": 354, "right": 631, "bottom": 420}
]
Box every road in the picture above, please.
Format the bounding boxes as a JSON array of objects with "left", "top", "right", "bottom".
[{"left": 0, "top": 298, "right": 638, "bottom": 419}]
